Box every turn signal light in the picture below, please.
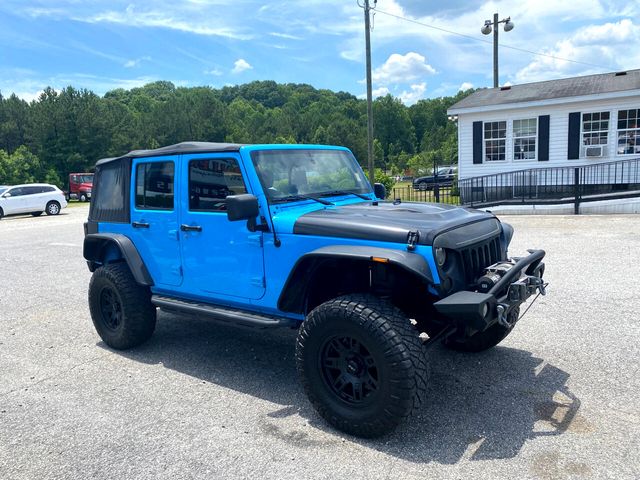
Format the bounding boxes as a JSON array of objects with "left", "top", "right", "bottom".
[{"left": 371, "top": 257, "right": 390, "bottom": 263}]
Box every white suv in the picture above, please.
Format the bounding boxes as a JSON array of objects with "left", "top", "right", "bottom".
[{"left": 0, "top": 183, "right": 68, "bottom": 219}]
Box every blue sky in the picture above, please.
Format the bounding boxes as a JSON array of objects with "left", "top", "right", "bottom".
[{"left": 0, "top": 0, "right": 638, "bottom": 104}]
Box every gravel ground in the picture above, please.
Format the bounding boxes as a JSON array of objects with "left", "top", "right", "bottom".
[{"left": 0, "top": 205, "right": 639, "bottom": 480}]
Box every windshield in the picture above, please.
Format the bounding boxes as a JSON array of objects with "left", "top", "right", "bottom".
[
  {"left": 251, "top": 149, "right": 371, "bottom": 202},
  {"left": 78, "top": 175, "right": 93, "bottom": 183},
  {"left": 0, "top": 187, "right": 8, "bottom": 195}
]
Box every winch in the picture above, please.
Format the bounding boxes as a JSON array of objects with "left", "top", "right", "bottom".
[{"left": 476, "top": 260, "right": 516, "bottom": 293}]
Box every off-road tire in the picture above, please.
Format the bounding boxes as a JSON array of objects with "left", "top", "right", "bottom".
[
  {"left": 88, "top": 263, "right": 156, "bottom": 350},
  {"left": 444, "top": 307, "right": 520, "bottom": 353},
  {"left": 296, "top": 294, "right": 429, "bottom": 438},
  {"left": 45, "top": 201, "right": 61, "bottom": 215},
  {"left": 31, "top": 211, "right": 43, "bottom": 217}
]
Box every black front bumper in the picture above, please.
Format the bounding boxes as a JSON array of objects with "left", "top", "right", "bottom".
[{"left": 433, "top": 249, "right": 546, "bottom": 334}]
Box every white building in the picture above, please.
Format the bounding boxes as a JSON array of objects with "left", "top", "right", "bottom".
[{"left": 448, "top": 69, "right": 640, "bottom": 181}]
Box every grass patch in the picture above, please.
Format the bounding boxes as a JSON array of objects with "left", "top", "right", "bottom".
[{"left": 66, "top": 201, "right": 90, "bottom": 208}]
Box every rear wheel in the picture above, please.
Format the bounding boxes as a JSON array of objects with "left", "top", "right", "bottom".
[
  {"left": 45, "top": 201, "right": 61, "bottom": 215},
  {"left": 79, "top": 193, "right": 87, "bottom": 202},
  {"left": 88, "top": 263, "right": 156, "bottom": 350},
  {"left": 296, "top": 294, "right": 428, "bottom": 437}
]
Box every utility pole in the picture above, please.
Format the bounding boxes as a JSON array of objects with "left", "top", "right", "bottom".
[{"left": 363, "top": 0, "right": 375, "bottom": 185}]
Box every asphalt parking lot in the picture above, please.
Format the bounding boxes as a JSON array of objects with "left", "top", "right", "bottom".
[{"left": 1, "top": 205, "right": 639, "bottom": 480}]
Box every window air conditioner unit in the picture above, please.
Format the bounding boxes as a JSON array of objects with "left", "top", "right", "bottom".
[{"left": 585, "top": 145, "right": 605, "bottom": 157}]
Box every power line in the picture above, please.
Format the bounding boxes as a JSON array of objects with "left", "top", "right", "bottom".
[{"left": 374, "top": 8, "right": 614, "bottom": 71}]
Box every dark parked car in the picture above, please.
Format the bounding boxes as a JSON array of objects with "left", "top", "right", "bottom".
[{"left": 413, "top": 166, "right": 457, "bottom": 191}]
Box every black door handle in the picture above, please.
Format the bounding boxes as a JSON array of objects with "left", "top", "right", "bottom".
[
  {"left": 180, "top": 224, "right": 203, "bottom": 232},
  {"left": 132, "top": 221, "right": 150, "bottom": 228}
]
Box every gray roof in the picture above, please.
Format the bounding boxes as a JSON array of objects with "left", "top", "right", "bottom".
[
  {"left": 449, "top": 69, "right": 640, "bottom": 111},
  {"left": 96, "top": 142, "right": 243, "bottom": 165}
]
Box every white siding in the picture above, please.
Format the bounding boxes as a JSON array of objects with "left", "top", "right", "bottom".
[{"left": 457, "top": 94, "right": 640, "bottom": 180}]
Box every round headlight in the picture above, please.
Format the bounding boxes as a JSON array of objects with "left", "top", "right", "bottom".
[{"left": 435, "top": 247, "right": 446, "bottom": 267}]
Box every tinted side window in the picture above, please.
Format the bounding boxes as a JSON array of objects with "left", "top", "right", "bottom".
[
  {"left": 7, "top": 187, "right": 24, "bottom": 196},
  {"left": 23, "top": 186, "right": 43, "bottom": 195},
  {"left": 189, "top": 158, "right": 247, "bottom": 211},
  {"left": 43, "top": 186, "right": 55, "bottom": 193},
  {"left": 135, "top": 162, "right": 174, "bottom": 210}
]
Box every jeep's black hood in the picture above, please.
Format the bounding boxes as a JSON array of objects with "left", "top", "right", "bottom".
[{"left": 293, "top": 202, "right": 498, "bottom": 246}]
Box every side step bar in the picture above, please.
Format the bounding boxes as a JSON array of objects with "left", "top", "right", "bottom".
[{"left": 151, "top": 295, "right": 298, "bottom": 329}]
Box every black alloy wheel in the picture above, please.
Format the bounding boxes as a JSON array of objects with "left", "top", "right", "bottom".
[
  {"left": 99, "top": 286, "right": 123, "bottom": 330},
  {"left": 320, "top": 335, "right": 379, "bottom": 405}
]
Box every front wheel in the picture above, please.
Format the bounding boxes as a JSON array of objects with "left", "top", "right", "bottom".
[
  {"left": 296, "top": 294, "right": 429, "bottom": 438},
  {"left": 88, "top": 263, "right": 156, "bottom": 350}
]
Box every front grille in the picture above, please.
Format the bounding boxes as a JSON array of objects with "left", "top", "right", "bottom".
[{"left": 459, "top": 236, "right": 502, "bottom": 285}]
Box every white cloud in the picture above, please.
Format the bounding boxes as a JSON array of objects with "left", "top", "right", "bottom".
[
  {"left": 372, "top": 86, "right": 390, "bottom": 97},
  {"left": 124, "top": 56, "right": 151, "bottom": 68},
  {"left": 357, "top": 86, "right": 390, "bottom": 100},
  {"left": 232, "top": 59, "right": 253, "bottom": 74},
  {"left": 515, "top": 19, "right": 638, "bottom": 83},
  {"left": 204, "top": 68, "right": 223, "bottom": 76},
  {"left": 459, "top": 82, "right": 474, "bottom": 91},
  {"left": 0, "top": 72, "right": 161, "bottom": 100},
  {"left": 371, "top": 52, "right": 436, "bottom": 86},
  {"left": 77, "top": 3, "right": 253, "bottom": 40},
  {"left": 269, "top": 32, "right": 303, "bottom": 40},
  {"left": 399, "top": 83, "right": 427, "bottom": 105}
]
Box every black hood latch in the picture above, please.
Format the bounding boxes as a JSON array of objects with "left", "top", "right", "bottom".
[{"left": 407, "top": 230, "right": 420, "bottom": 251}]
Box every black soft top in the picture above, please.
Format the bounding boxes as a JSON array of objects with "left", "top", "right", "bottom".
[{"left": 96, "top": 142, "right": 244, "bottom": 166}]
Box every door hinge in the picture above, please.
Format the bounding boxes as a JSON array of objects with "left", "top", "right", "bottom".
[{"left": 407, "top": 230, "right": 420, "bottom": 251}]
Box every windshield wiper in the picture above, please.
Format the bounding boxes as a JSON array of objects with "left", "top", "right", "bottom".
[
  {"left": 319, "top": 190, "right": 372, "bottom": 201},
  {"left": 272, "top": 194, "right": 333, "bottom": 205}
]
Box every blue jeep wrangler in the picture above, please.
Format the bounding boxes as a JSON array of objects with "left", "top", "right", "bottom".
[{"left": 83, "top": 142, "right": 546, "bottom": 437}]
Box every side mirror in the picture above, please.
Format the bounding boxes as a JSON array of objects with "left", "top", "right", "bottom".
[
  {"left": 2, "top": 192, "right": 11, "bottom": 198},
  {"left": 226, "top": 194, "right": 259, "bottom": 221},
  {"left": 373, "top": 183, "right": 387, "bottom": 200}
]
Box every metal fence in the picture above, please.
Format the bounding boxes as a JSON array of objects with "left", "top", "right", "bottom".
[
  {"left": 458, "top": 157, "right": 640, "bottom": 213},
  {"left": 390, "top": 185, "right": 460, "bottom": 205}
]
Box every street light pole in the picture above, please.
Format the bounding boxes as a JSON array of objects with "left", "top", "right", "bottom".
[
  {"left": 363, "top": 0, "right": 375, "bottom": 185},
  {"left": 481, "top": 13, "right": 514, "bottom": 88}
]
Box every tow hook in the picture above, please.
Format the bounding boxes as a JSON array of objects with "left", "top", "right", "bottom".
[
  {"left": 530, "top": 276, "right": 547, "bottom": 296},
  {"left": 497, "top": 305, "right": 510, "bottom": 328}
]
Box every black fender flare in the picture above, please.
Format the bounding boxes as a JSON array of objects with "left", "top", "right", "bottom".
[
  {"left": 83, "top": 233, "right": 154, "bottom": 286},
  {"left": 277, "top": 245, "right": 434, "bottom": 313}
]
